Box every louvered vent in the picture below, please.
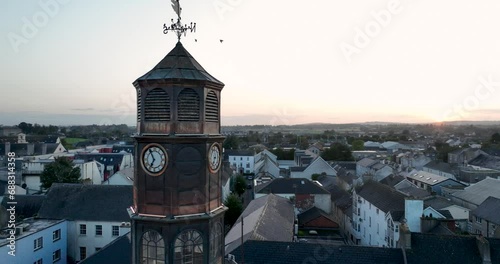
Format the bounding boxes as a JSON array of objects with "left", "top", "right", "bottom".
[
  {"left": 144, "top": 88, "right": 170, "bottom": 121},
  {"left": 205, "top": 91, "right": 219, "bottom": 122},
  {"left": 177, "top": 88, "right": 200, "bottom": 121},
  {"left": 137, "top": 89, "right": 142, "bottom": 122}
]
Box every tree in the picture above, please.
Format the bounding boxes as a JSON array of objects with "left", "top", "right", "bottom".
[
  {"left": 234, "top": 175, "right": 246, "bottom": 197},
  {"left": 224, "top": 194, "right": 243, "bottom": 228},
  {"left": 351, "top": 139, "right": 364, "bottom": 151},
  {"left": 40, "top": 157, "right": 81, "bottom": 189},
  {"left": 491, "top": 132, "right": 500, "bottom": 144},
  {"left": 321, "top": 143, "right": 354, "bottom": 161},
  {"left": 223, "top": 135, "right": 240, "bottom": 150}
]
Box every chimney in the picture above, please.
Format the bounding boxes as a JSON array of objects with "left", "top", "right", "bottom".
[
  {"left": 476, "top": 235, "right": 491, "bottom": 264},
  {"left": 398, "top": 222, "right": 412, "bottom": 249},
  {"left": 404, "top": 198, "right": 423, "bottom": 232}
]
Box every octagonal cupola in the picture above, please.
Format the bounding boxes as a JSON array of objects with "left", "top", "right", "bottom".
[{"left": 133, "top": 42, "right": 224, "bottom": 136}]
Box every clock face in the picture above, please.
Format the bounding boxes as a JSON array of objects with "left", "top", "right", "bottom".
[
  {"left": 208, "top": 143, "right": 221, "bottom": 173},
  {"left": 141, "top": 144, "right": 168, "bottom": 176}
]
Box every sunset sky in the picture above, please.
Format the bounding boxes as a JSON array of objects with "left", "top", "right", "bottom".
[{"left": 2, "top": 0, "right": 500, "bottom": 126}]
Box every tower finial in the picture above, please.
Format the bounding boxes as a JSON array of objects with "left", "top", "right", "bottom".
[{"left": 163, "top": 0, "right": 196, "bottom": 42}]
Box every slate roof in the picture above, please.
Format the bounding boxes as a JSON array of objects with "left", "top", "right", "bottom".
[
  {"left": 357, "top": 158, "right": 377, "bottom": 168},
  {"left": 472, "top": 196, "right": 500, "bottom": 225},
  {"left": 297, "top": 207, "right": 338, "bottom": 228},
  {"left": 468, "top": 153, "right": 500, "bottom": 170},
  {"left": 255, "top": 178, "right": 330, "bottom": 195},
  {"left": 38, "top": 184, "right": 132, "bottom": 222},
  {"left": 289, "top": 166, "right": 306, "bottom": 172},
  {"left": 135, "top": 42, "right": 223, "bottom": 86},
  {"left": 452, "top": 177, "right": 500, "bottom": 206},
  {"left": 1, "top": 194, "right": 46, "bottom": 219},
  {"left": 9, "top": 143, "right": 30, "bottom": 156},
  {"left": 230, "top": 240, "right": 405, "bottom": 264},
  {"left": 380, "top": 174, "right": 405, "bottom": 187},
  {"left": 398, "top": 186, "right": 431, "bottom": 199},
  {"left": 74, "top": 153, "right": 125, "bottom": 167},
  {"left": 225, "top": 194, "right": 294, "bottom": 254},
  {"left": 331, "top": 161, "right": 357, "bottom": 171},
  {"left": 356, "top": 181, "right": 407, "bottom": 214},
  {"left": 423, "top": 160, "right": 455, "bottom": 174},
  {"left": 80, "top": 232, "right": 131, "bottom": 264},
  {"left": 423, "top": 196, "right": 455, "bottom": 210},
  {"left": 406, "top": 233, "right": 483, "bottom": 264}
]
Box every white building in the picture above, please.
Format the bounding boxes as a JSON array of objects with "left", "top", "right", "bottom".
[
  {"left": 290, "top": 157, "right": 337, "bottom": 180},
  {"left": 0, "top": 218, "right": 67, "bottom": 264},
  {"left": 103, "top": 167, "right": 134, "bottom": 185},
  {"left": 254, "top": 149, "right": 280, "bottom": 178},
  {"left": 226, "top": 150, "right": 255, "bottom": 174},
  {"left": 254, "top": 178, "right": 331, "bottom": 213},
  {"left": 37, "top": 184, "right": 132, "bottom": 262},
  {"left": 22, "top": 158, "right": 104, "bottom": 193},
  {"left": 351, "top": 181, "right": 423, "bottom": 247}
]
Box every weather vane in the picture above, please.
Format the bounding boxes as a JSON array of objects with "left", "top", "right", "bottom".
[{"left": 163, "top": 0, "right": 196, "bottom": 42}]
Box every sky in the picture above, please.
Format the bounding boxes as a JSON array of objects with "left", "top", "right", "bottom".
[{"left": 1, "top": 0, "right": 500, "bottom": 126}]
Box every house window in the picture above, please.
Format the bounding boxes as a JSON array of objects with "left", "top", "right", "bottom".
[
  {"left": 376, "top": 209, "right": 379, "bottom": 214},
  {"left": 34, "top": 259, "right": 43, "bottom": 264},
  {"left": 174, "top": 229, "right": 203, "bottom": 264},
  {"left": 34, "top": 237, "right": 43, "bottom": 251},
  {"left": 369, "top": 217, "right": 372, "bottom": 227},
  {"left": 395, "top": 225, "right": 399, "bottom": 232},
  {"left": 210, "top": 223, "right": 223, "bottom": 261},
  {"left": 53, "top": 249, "right": 61, "bottom": 263},
  {"left": 240, "top": 157, "right": 242, "bottom": 161},
  {"left": 246, "top": 163, "right": 250, "bottom": 168},
  {"left": 96, "top": 247, "right": 101, "bottom": 252},
  {"left": 142, "top": 230, "right": 165, "bottom": 264},
  {"left": 95, "top": 225, "right": 103, "bottom": 236},
  {"left": 53, "top": 229, "right": 61, "bottom": 242},
  {"left": 80, "top": 224, "right": 86, "bottom": 235},
  {"left": 475, "top": 216, "right": 482, "bottom": 223},
  {"left": 369, "top": 203, "right": 371, "bottom": 209},
  {"left": 377, "top": 223, "right": 379, "bottom": 234},
  {"left": 79, "top": 247, "right": 86, "bottom": 261},
  {"left": 112, "top": 226, "right": 120, "bottom": 237}
]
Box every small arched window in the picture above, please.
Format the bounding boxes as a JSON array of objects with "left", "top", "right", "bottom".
[
  {"left": 177, "top": 89, "right": 200, "bottom": 121},
  {"left": 209, "top": 223, "right": 222, "bottom": 261},
  {"left": 173, "top": 230, "right": 203, "bottom": 264},
  {"left": 144, "top": 88, "right": 170, "bottom": 121},
  {"left": 141, "top": 230, "right": 166, "bottom": 264},
  {"left": 205, "top": 91, "right": 218, "bottom": 122}
]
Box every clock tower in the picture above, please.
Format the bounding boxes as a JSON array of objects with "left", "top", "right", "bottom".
[{"left": 130, "top": 30, "right": 226, "bottom": 264}]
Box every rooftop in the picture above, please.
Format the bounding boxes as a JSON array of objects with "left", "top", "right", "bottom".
[
  {"left": 356, "top": 181, "right": 407, "bottom": 214},
  {"left": 38, "top": 183, "right": 133, "bottom": 222},
  {"left": 135, "top": 42, "right": 223, "bottom": 86},
  {"left": 472, "top": 196, "right": 500, "bottom": 225},
  {"left": 255, "top": 178, "right": 330, "bottom": 195},
  {"left": 406, "top": 171, "right": 457, "bottom": 186},
  {"left": 0, "top": 218, "right": 65, "bottom": 247},
  {"left": 452, "top": 177, "right": 500, "bottom": 206}
]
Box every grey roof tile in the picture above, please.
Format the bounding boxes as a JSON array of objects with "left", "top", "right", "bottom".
[{"left": 38, "top": 183, "right": 132, "bottom": 222}]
